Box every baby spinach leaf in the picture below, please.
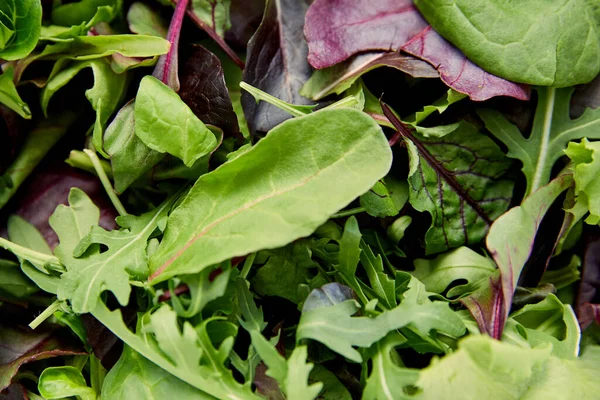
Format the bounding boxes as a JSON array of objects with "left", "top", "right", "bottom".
[
  {"left": 148, "top": 108, "right": 392, "bottom": 283},
  {"left": 0, "top": 0, "right": 42, "bottom": 61},
  {"left": 479, "top": 87, "right": 600, "bottom": 197},
  {"left": 565, "top": 138, "right": 600, "bottom": 224},
  {"left": 241, "top": 0, "right": 314, "bottom": 133},
  {"left": 127, "top": 2, "right": 168, "bottom": 37},
  {"left": 383, "top": 105, "right": 514, "bottom": 254},
  {"left": 51, "top": 188, "right": 176, "bottom": 313},
  {"left": 103, "top": 346, "right": 212, "bottom": 399},
  {"left": 38, "top": 366, "right": 96, "bottom": 400},
  {"left": 414, "top": 0, "right": 600, "bottom": 87},
  {"left": 135, "top": 75, "right": 218, "bottom": 168},
  {"left": 0, "top": 67, "right": 31, "bottom": 119}
]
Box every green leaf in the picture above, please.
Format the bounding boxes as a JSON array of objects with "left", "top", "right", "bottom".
[
  {"left": 285, "top": 346, "right": 323, "bottom": 400},
  {"left": 135, "top": 75, "right": 218, "bottom": 167},
  {"left": 479, "top": 87, "right": 600, "bottom": 197},
  {"left": 103, "top": 101, "right": 164, "bottom": 193},
  {"left": 414, "top": 0, "right": 600, "bottom": 87},
  {"left": 0, "top": 114, "right": 76, "bottom": 209},
  {"left": 103, "top": 345, "right": 212, "bottom": 399},
  {"left": 565, "top": 138, "right": 600, "bottom": 224},
  {"left": 51, "top": 189, "right": 176, "bottom": 313},
  {"left": 416, "top": 336, "right": 600, "bottom": 399},
  {"left": 297, "top": 277, "right": 465, "bottom": 362},
  {"left": 7, "top": 216, "right": 52, "bottom": 255},
  {"left": 402, "top": 119, "right": 514, "bottom": 254},
  {"left": 0, "top": 66, "right": 31, "bottom": 119},
  {"left": 38, "top": 366, "right": 96, "bottom": 400},
  {"left": 413, "top": 246, "right": 496, "bottom": 298},
  {"left": 387, "top": 215, "right": 412, "bottom": 245},
  {"left": 0, "top": 259, "right": 38, "bottom": 299},
  {"left": 51, "top": 0, "right": 115, "bottom": 26},
  {"left": 148, "top": 108, "right": 392, "bottom": 283},
  {"left": 360, "top": 181, "right": 400, "bottom": 218},
  {"left": 487, "top": 173, "right": 573, "bottom": 337},
  {"left": 240, "top": 82, "right": 317, "bottom": 117},
  {"left": 127, "top": 2, "right": 168, "bottom": 37},
  {"left": 0, "top": 0, "right": 42, "bottom": 60},
  {"left": 191, "top": 0, "right": 231, "bottom": 38},
  {"left": 42, "top": 3, "right": 118, "bottom": 39},
  {"left": 360, "top": 240, "right": 396, "bottom": 309}
]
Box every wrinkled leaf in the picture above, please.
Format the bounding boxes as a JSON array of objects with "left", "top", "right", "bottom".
[{"left": 565, "top": 139, "right": 600, "bottom": 224}]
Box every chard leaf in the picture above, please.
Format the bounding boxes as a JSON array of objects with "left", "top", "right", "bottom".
[
  {"left": 51, "top": 189, "right": 176, "bottom": 313},
  {"left": 383, "top": 105, "right": 514, "bottom": 254},
  {"left": 297, "top": 277, "right": 466, "bottom": 362},
  {"left": 191, "top": 0, "right": 232, "bottom": 38},
  {"left": 135, "top": 75, "right": 218, "bottom": 168},
  {"left": 38, "top": 366, "right": 95, "bottom": 400},
  {"left": 300, "top": 52, "right": 437, "bottom": 101},
  {"left": 416, "top": 335, "right": 600, "bottom": 400},
  {"left": 0, "top": 67, "right": 31, "bottom": 119},
  {"left": 479, "top": 87, "right": 600, "bottom": 197},
  {"left": 127, "top": 2, "right": 168, "bottom": 37},
  {"left": 102, "top": 346, "right": 212, "bottom": 399},
  {"left": 414, "top": 0, "right": 600, "bottom": 87},
  {"left": 304, "top": 0, "right": 529, "bottom": 101},
  {"left": 152, "top": 0, "right": 188, "bottom": 91},
  {"left": 103, "top": 101, "right": 164, "bottom": 194},
  {"left": 148, "top": 108, "right": 392, "bottom": 283},
  {"left": 241, "top": 0, "right": 314, "bottom": 133},
  {"left": 565, "top": 138, "right": 600, "bottom": 224},
  {"left": 486, "top": 173, "right": 573, "bottom": 338},
  {"left": 0, "top": 0, "right": 42, "bottom": 61}
]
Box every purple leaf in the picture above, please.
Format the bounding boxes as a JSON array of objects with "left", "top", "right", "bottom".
[
  {"left": 485, "top": 173, "right": 573, "bottom": 338},
  {"left": 178, "top": 45, "right": 240, "bottom": 138},
  {"left": 401, "top": 27, "right": 530, "bottom": 102},
  {"left": 226, "top": 0, "right": 265, "bottom": 48},
  {"left": 571, "top": 73, "right": 600, "bottom": 118},
  {"left": 241, "top": 0, "right": 314, "bottom": 133},
  {"left": 0, "top": 106, "right": 29, "bottom": 175},
  {"left": 3, "top": 165, "right": 117, "bottom": 249},
  {"left": 153, "top": 0, "right": 188, "bottom": 90},
  {"left": 254, "top": 363, "right": 285, "bottom": 400},
  {"left": 459, "top": 272, "right": 504, "bottom": 337},
  {"left": 577, "top": 230, "right": 600, "bottom": 329},
  {"left": 579, "top": 303, "right": 600, "bottom": 330},
  {"left": 0, "top": 325, "right": 85, "bottom": 391},
  {"left": 304, "top": 0, "right": 427, "bottom": 69},
  {"left": 0, "top": 383, "right": 27, "bottom": 400},
  {"left": 304, "top": 0, "right": 530, "bottom": 101}
]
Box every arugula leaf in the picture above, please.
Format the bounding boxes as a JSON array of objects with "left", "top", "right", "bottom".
[
  {"left": 102, "top": 346, "right": 212, "bottom": 399},
  {"left": 38, "top": 366, "right": 96, "bottom": 400},
  {"left": 0, "top": 67, "right": 31, "bottom": 119},
  {"left": 51, "top": 189, "right": 176, "bottom": 313},
  {"left": 135, "top": 75, "right": 218, "bottom": 167},
  {"left": 383, "top": 105, "right": 514, "bottom": 254},
  {"left": 148, "top": 108, "right": 392, "bottom": 283},
  {"left": 414, "top": 0, "right": 600, "bottom": 87},
  {"left": 479, "top": 87, "right": 600, "bottom": 197},
  {"left": 565, "top": 138, "right": 600, "bottom": 224},
  {"left": 0, "top": 0, "right": 42, "bottom": 61}
]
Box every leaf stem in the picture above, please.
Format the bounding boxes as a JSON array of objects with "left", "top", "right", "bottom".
[
  {"left": 155, "top": 0, "right": 189, "bottom": 90},
  {"left": 238, "top": 253, "right": 257, "bottom": 280},
  {"left": 331, "top": 207, "right": 366, "bottom": 218},
  {"left": 90, "top": 354, "right": 106, "bottom": 396},
  {"left": 66, "top": 150, "right": 113, "bottom": 179},
  {"left": 172, "top": 0, "right": 245, "bottom": 70},
  {"left": 83, "top": 149, "right": 128, "bottom": 216},
  {"left": 29, "top": 299, "right": 63, "bottom": 329},
  {"left": 529, "top": 86, "right": 556, "bottom": 196},
  {"left": 0, "top": 237, "right": 64, "bottom": 272}
]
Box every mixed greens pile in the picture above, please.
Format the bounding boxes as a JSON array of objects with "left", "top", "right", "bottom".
[{"left": 2, "top": 0, "right": 600, "bottom": 398}]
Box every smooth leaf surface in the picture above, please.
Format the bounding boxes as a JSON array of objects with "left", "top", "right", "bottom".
[
  {"left": 0, "top": 67, "right": 30, "bottom": 119},
  {"left": 127, "top": 2, "right": 168, "bottom": 37},
  {"left": 38, "top": 366, "right": 95, "bottom": 400},
  {"left": 149, "top": 108, "right": 392, "bottom": 283},
  {"left": 0, "top": 0, "right": 42, "bottom": 60},
  {"left": 191, "top": 0, "right": 232, "bottom": 38},
  {"left": 414, "top": 0, "right": 600, "bottom": 87},
  {"left": 135, "top": 75, "right": 218, "bottom": 167}
]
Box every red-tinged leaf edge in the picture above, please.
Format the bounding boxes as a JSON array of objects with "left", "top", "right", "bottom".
[{"left": 459, "top": 272, "right": 505, "bottom": 337}]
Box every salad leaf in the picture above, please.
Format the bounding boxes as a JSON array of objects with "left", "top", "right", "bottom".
[
  {"left": 0, "top": 0, "right": 42, "bottom": 60},
  {"left": 414, "top": 0, "right": 600, "bottom": 87},
  {"left": 565, "top": 138, "right": 600, "bottom": 224},
  {"left": 51, "top": 0, "right": 115, "bottom": 27},
  {"left": 479, "top": 87, "right": 600, "bottom": 197},
  {"left": 148, "top": 108, "right": 392, "bottom": 283},
  {"left": 191, "top": 0, "right": 232, "bottom": 38},
  {"left": 153, "top": 0, "right": 188, "bottom": 91},
  {"left": 135, "top": 75, "right": 218, "bottom": 168},
  {"left": 127, "top": 2, "right": 168, "bottom": 37},
  {"left": 0, "top": 67, "right": 31, "bottom": 119},
  {"left": 38, "top": 366, "right": 96, "bottom": 400}
]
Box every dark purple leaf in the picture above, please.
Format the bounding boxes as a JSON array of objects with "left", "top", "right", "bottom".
[
  {"left": 225, "top": 0, "right": 265, "bottom": 48},
  {"left": 2, "top": 165, "right": 118, "bottom": 249},
  {"left": 153, "top": 0, "right": 189, "bottom": 90},
  {"left": 304, "top": 0, "right": 530, "bottom": 101},
  {"left": 301, "top": 51, "right": 437, "bottom": 100},
  {"left": 304, "top": 0, "right": 427, "bottom": 69},
  {"left": 241, "top": 0, "right": 313, "bottom": 133},
  {"left": 571, "top": 73, "right": 600, "bottom": 118},
  {"left": 254, "top": 363, "right": 285, "bottom": 400},
  {"left": 0, "top": 106, "right": 29, "bottom": 175},
  {"left": 579, "top": 303, "right": 600, "bottom": 330},
  {"left": 577, "top": 229, "right": 600, "bottom": 329},
  {"left": 401, "top": 27, "right": 530, "bottom": 101},
  {"left": 179, "top": 45, "right": 240, "bottom": 138},
  {"left": 0, "top": 383, "right": 28, "bottom": 400},
  {"left": 0, "top": 325, "right": 85, "bottom": 391}
]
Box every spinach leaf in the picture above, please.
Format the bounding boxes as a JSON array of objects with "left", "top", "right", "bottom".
[
  {"left": 0, "top": 0, "right": 42, "bottom": 60},
  {"left": 38, "top": 366, "right": 96, "bottom": 400}
]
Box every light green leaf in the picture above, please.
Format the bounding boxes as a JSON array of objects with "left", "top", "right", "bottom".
[
  {"left": 103, "top": 345, "right": 211, "bottom": 399},
  {"left": 387, "top": 216, "right": 412, "bottom": 245},
  {"left": 0, "top": 259, "right": 38, "bottom": 299},
  {"left": 51, "top": 0, "right": 115, "bottom": 26},
  {"left": 360, "top": 181, "right": 399, "bottom": 218},
  {"left": 297, "top": 277, "right": 466, "bottom": 362},
  {"left": 414, "top": 0, "right": 600, "bottom": 87},
  {"left": 0, "top": 66, "right": 31, "bottom": 119},
  {"left": 103, "top": 101, "right": 164, "bottom": 193},
  {"left": 565, "top": 138, "right": 600, "bottom": 224},
  {"left": 135, "top": 75, "right": 218, "bottom": 167},
  {"left": 38, "top": 366, "right": 96, "bottom": 400},
  {"left": 360, "top": 240, "right": 396, "bottom": 309},
  {"left": 148, "top": 108, "right": 392, "bottom": 283},
  {"left": 416, "top": 336, "right": 600, "bottom": 400},
  {"left": 127, "top": 2, "right": 168, "bottom": 37},
  {"left": 191, "top": 0, "right": 231, "bottom": 38},
  {"left": 51, "top": 189, "right": 175, "bottom": 313},
  {"left": 42, "top": 3, "right": 118, "bottom": 39},
  {"left": 0, "top": 0, "right": 42, "bottom": 60},
  {"left": 479, "top": 87, "right": 600, "bottom": 197},
  {"left": 286, "top": 346, "right": 323, "bottom": 400},
  {"left": 240, "top": 82, "right": 317, "bottom": 117}
]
